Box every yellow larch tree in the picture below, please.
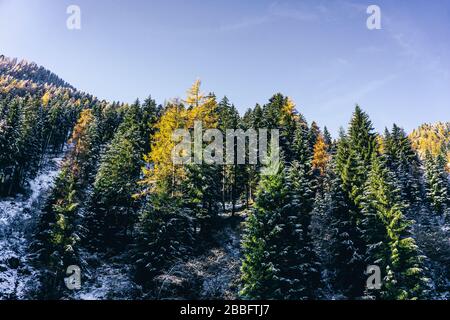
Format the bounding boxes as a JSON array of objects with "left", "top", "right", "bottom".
[
  {"left": 67, "top": 108, "right": 96, "bottom": 179},
  {"left": 42, "top": 91, "right": 51, "bottom": 106},
  {"left": 312, "top": 134, "right": 330, "bottom": 175},
  {"left": 141, "top": 102, "right": 187, "bottom": 195},
  {"left": 140, "top": 80, "right": 219, "bottom": 196},
  {"left": 185, "top": 80, "right": 218, "bottom": 129}
]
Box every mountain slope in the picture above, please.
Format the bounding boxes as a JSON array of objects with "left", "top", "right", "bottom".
[
  {"left": 410, "top": 122, "right": 450, "bottom": 170},
  {"left": 0, "top": 55, "right": 74, "bottom": 90}
]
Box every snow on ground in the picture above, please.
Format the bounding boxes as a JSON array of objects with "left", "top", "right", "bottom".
[
  {"left": 72, "top": 251, "right": 141, "bottom": 300},
  {"left": 0, "top": 155, "right": 63, "bottom": 299},
  {"left": 155, "top": 214, "right": 244, "bottom": 300}
]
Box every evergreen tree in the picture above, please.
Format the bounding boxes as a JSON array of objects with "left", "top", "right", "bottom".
[
  {"left": 424, "top": 150, "right": 449, "bottom": 215},
  {"left": 315, "top": 161, "right": 365, "bottom": 298},
  {"left": 336, "top": 106, "right": 377, "bottom": 209},
  {"left": 216, "top": 96, "right": 241, "bottom": 212},
  {"left": 262, "top": 94, "right": 298, "bottom": 162},
  {"left": 292, "top": 116, "right": 312, "bottom": 166},
  {"left": 241, "top": 157, "right": 320, "bottom": 299},
  {"left": 323, "top": 126, "right": 333, "bottom": 148},
  {"left": 284, "top": 160, "right": 321, "bottom": 298},
  {"left": 87, "top": 102, "right": 147, "bottom": 248},
  {"left": 361, "top": 155, "right": 427, "bottom": 299},
  {"left": 308, "top": 121, "right": 321, "bottom": 152},
  {"left": 182, "top": 88, "right": 221, "bottom": 233},
  {"left": 241, "top": 159, "right": 289, "bottom": 299},
  {"left": 32, "top": 167, "right": 81, "bottom": 299},
  {"left": 134, "top": 194, "right": 195, "bottom": 292},
  {"left": 383, "top": 124, "right": 422, "bottom": 205},
  {"left": 330, "top": 106, "right": 378, "bottom": 298},
  {"left": 0, "top": 98, "right": 22, "bottom": 195}
]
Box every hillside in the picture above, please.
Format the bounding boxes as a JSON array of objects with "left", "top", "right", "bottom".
[
  {"left": 410, "top": 122, "right": 450, "bottom": 171},
  {"left": 0, "top": 55, "right": 73, "bottom": 91},
  {"left": 1, "top": 57, "right": 449, "bottom": 301}
]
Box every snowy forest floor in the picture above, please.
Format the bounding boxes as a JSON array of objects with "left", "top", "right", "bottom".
[
  {"left": 154, "top": 213, "right": 244, "bottom": 300},
  {"left": 0, "top": 154, "right": 64, "bottom": 299},
  {"left": 72, "top": 212, "right": 245, "bottom": 300}
]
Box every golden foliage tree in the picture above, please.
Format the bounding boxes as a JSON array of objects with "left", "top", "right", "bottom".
[
  {"left": 141, "top": 102, "right": 187, "bottom": 195},
  {"left": 312, "top": 134, "right": 330, "bottom": 175},
  {"left": 141, "top": 80, "right": 218, "bottom": 195},
  {"left": 68, "top": 109, "right": 96, "bottom": 179}
]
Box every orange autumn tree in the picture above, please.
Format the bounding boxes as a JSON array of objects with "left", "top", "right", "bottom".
[
  {"left": 312, "top": 134, "right": 330, "bottom": 175},
  {"left": 68, "top": 108, "right": 98, "bottom": 182}
]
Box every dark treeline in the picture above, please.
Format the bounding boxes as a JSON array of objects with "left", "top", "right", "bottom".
[{"left": 1, "top": 60, "right": 449, "bottom": 300}]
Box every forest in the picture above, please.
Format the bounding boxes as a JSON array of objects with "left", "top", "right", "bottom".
[{"left": 0, "top": 55, "right": 449, "bottom": 300}]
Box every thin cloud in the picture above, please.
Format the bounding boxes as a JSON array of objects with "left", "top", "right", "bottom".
[
  {"left": 218, "top": 16, "right": 270, "bottom": 32},
  {"left": 268, "top": 2, "right": 319, "bottom": 22},
  {"left": 214, "top": 1, "right": 324, "bottom": 33},
  {"left": 320, "top": 74, "right": 398, "bottom": 111}
]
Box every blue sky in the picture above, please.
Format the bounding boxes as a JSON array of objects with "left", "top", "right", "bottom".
[{"left": 1, "top": 0, "right": 449, "bottom": 135}]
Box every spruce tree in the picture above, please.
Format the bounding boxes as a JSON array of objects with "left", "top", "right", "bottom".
[
  {"left": 87, "top": 102, "right": 147, "bottom": 248},
  {"left": 241, "top": 159, "right": 289, "bottom": 299},
  {"left": 241, "top": 156, "right": 320, "bottom": 299},
  {"left": 216, "top": 96, "right": 241, "bottom": 213},
  {"left": 336, "top": 106, "right": 377, "bottom": 209},
  {"left": 361, "top": 155, "right": 427, "bottom": 299},
  {"left": 134, "top": 194, "right": 195, "bottom": 292},
  {"left": 32, "top": 167, "right": 81, "bottom": 299},
  {"left": 323, "top": 126, "right": 333, "bottom": 149},
  {"left": 330, "top": 106, "right": 378, "bottom": 298},
  {"left": 284, "top": 160, "right": 321, "bottom": 299},
  {"left": 262, "top": 94, "right": 298, "bottom": 162},
  {"left": 424, "top": 150, "right": 449, "bottom": 215},
  {"left": 383, "top": 124, "right": 422, "bottom": 206},
  {"left": 316, "top": 161, "right": 365, "bottom": 298}
]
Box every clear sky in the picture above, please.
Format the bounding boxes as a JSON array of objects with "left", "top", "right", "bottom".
[{"left": 1, "top": 0, "right": 449, "bottom": 135}]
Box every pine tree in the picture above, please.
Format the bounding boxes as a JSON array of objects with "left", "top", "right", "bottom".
[
  {"left": 134, "top": 194, "right": 195, "bottom": 292},
  {"left": 336, "top": 106, "right": 377, "bottom": 209},
  {"left": 284, "top": 160, "right": 321, "bottom": 298},
  {"left": 315, "top": 161, "right": 365, "bottom": 298},
  {"left": 241, "top": 104, "right": 264, "bottom": 205},
  {"left": 323, "top": 126, "right": 333, "bottom": 149},
  {"left": 182, "top": 88, "right": 221, "bottom": 233},
  {"left": 241, "top": 159, "right": 289, "bottom": 299},
  {"left": 383, "top": 124, "right": 422, "bottom": 205},
  {"left": 0, "top": 98, "right": 22, "bottom": 195},
  {"left": 424, "top": 150, "right": 449, "bottom": 215},
  {"left": 216, "top": 96, "right": 243, "bottom": 214},
  {"left": 292, "top": 116, "right": 312, "bottom": 166},
  {"left": 141, "top": 95, "right": 162, "bottom": 152},
  {"left": 32, "top": 167, "right": 81, "bottom": 299},
  {"left": 241, "top": 156, "right": 320, "bottom": 299},
  {"left": 361, "top": 155, "right": 427, "bottom": 299},
  {"left": 87, "top": 102, "right": 147, "bottom": 248},
  {"left": 331, "top": 106, "right": 378, "bottom": 298},
  {"left": 67, "top": 108, "right": 100, "bottom": 186},
  {"left": 262, "top": 94, "right": 298, "bottom": 162},
  {"left": 308, "top": 121, "right": 321, "bottom": 152}
]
